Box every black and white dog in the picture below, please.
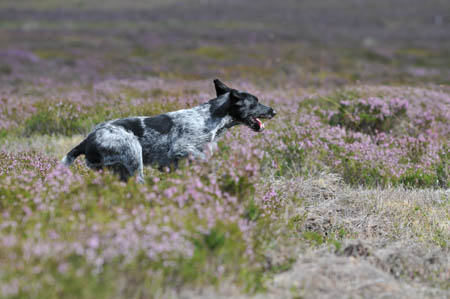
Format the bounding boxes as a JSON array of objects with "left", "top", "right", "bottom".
[{"left": 62, "top": 79, "right": 276, "bottom": 182}]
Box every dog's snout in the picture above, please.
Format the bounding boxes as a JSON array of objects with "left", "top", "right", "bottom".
[{"left": 271, "top": 109, "right": 277, "bottom": 117}]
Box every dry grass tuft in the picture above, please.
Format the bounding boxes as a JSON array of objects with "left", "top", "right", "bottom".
[{"left": 261, "top": 173, "right": 449, "bottom": 298}]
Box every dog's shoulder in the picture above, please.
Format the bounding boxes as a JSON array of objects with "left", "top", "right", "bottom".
[{"left": 167, "top": 105, "right": 211, "bottom": 126}]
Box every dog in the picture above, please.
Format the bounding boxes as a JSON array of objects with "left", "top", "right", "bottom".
[{"left": 61, "top": 79, "right": 276, "bottom": 182}]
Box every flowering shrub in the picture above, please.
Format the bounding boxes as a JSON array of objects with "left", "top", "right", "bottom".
[
  {"left": 260, "top": 87, "right": 449, "bottom": 188},
  {"left": 0, "top": 80, "right": 449, "bottom": 297},
  {"left": 329, "top": 97, "right": 409, "bottom": 134},
  {"left": 0, "top": 136, "right": 265, "bottom": 296}
]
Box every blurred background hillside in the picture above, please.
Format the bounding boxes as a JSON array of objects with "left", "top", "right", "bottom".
[{"left": 1, "top": 0, "right": 449, "bottom": 87}]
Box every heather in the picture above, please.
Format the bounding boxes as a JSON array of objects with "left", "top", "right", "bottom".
[
  {"left": 1, "top": 80, "right": 449, "bottom": 298},
  {"left": 1, "top": 1, "right": 450, "bottom": 298}
]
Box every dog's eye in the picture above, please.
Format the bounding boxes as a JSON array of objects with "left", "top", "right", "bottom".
[{"left": 250, "top": 103, "right": 257, "bottom": 108}]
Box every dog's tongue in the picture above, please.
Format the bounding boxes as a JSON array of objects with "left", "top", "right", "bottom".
[{"left": 255, "top": 118, "right": 264, "bottom": 130}]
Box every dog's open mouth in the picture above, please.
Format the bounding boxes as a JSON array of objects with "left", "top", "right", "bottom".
[{"left": 248, "top": 117, "right": 265, "bottom": 132}]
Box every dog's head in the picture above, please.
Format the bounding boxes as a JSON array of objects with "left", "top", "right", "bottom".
[{"left": 213, "top": 79, "right": 276, "bottom": 132}]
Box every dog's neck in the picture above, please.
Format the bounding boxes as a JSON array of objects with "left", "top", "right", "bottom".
[{"left": 204, "top": 93, "right": 239, "bottom": 140}]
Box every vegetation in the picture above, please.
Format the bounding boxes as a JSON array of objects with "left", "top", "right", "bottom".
[{"left": 0, "top": 1, "right": 449, "bottom": 298}]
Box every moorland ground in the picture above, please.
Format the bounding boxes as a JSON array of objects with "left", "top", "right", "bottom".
[{"left": 0, "top": 1, "right": 449, "bottom": 298}]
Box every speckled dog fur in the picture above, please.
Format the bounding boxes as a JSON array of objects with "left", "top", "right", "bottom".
[{"left": 61, "top": 79, "right": 276, "bottom": 182}]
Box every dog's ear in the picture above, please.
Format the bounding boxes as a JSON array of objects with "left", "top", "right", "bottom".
[
  {"left": 214, "top": 79, "right": 231, "bottom": 97},
  {"left": 230, "top": 89, "right": 245, "bottom": 105}
]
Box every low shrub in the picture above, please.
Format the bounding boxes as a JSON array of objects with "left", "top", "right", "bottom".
[{"left": 329, "top": 97, "right": 408, "bottom": 134}]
